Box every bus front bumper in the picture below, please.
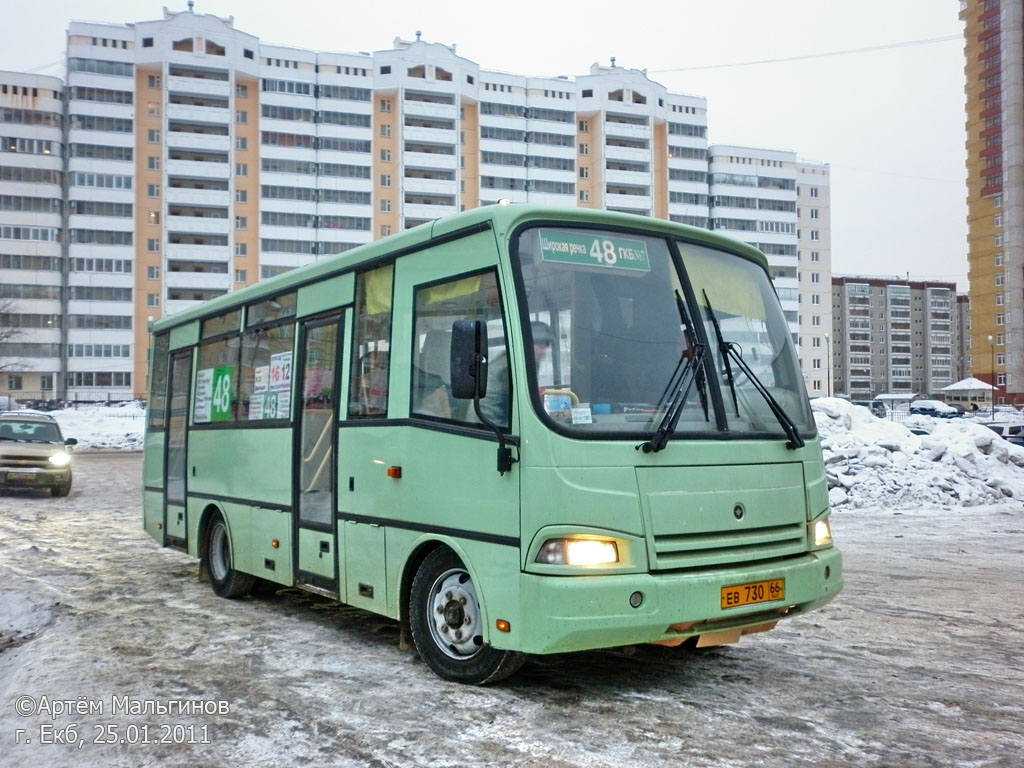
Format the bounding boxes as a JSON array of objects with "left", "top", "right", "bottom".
[{"left": 513, "top": 547, "right": 842, "bottom": 655}]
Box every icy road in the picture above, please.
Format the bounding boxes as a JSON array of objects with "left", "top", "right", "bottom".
[{"left": 1, "top": 453, "right": 1022, "bottom": 767}]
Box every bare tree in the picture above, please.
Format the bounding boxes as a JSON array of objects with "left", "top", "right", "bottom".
[{"left": 0, "top": 297, "right": 25, "bottom": 372}]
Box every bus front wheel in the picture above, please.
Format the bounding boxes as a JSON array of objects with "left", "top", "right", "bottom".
[
  {"left": 409, "top": 548, "right": 525, "bottom": 685},
  {"left": 204, "top": 513, "right": 254, "bottom": 599}
]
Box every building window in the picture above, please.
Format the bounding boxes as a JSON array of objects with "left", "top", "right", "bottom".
[
  {"left": 810, "top": 231, "right": 820, "bottom": 241},
  {"left": 809, "top": 187, "right": 819, "bottom": 198},
  {"left": 147, "top": 74, "right": 160, "bottom": 88},
  {"left": 810, "top": 272, "right": 820, "bottom": 284},
  {"left": 235, "top": 269, "right": 247, "bottom": 282},
  {"left": 380, "top": 224, "right": 391, "bottom": 237},
  {"left": 235, "top": 189, "right": 247, "bottom": 203},
  {"left": 579, "top": 143, "right": 589, "bottom": 156},
  {"left": 146, "top": 239, "right": 160, "bottom": 252},
  {"left": 147, "top": 266, "right": 160, "bottom": 279},
  {"left": 236, "top": 137, "right": 248, "bottom": 151},
  {"left": 236, "top": 163, "right": 248, "bottom": 176},
  {"left": 236, "top": 84, "right": 249, "bottom": 99},
  {"left": 236, "top": 110, "right": 248, "bottom": 124},
  {"left": 148, "top": 210, "right": 160, "bottom": 225},
  {"left": 379, "top": 99, "right": 391, "bottom": 112},
  {"left": 997, "top": 373, "right": 1006, "bottom": 386},
  {"left": 147, "top": 129, "right": 160, "bottom": 143},
  {"left": 235, "top": 216, "right": 247, "bottom": 230},
  {"left": 380, "top": 174, "right": 391, "bottom": 187},
  {"left": 579, "top": 190, "right": 589, "bottom": 203},
  {"left": 147, "top": 156, "right": 160, "bottom": 170},
  {"left": 380, "top": 149, "right": 391, "bottom": 162},
  {"left": 143, "top": 37, "right": 154, "bottom": 48},
  {"left": 380, "top": 124, "right": 391, "bottom": 137},
  {"left": 380, "top": 200, "right": 391, "bottom": 212},
  {"left": 994, "top": 214, "right": 1003, "bottom": 228},
  {"left": 147, "top": 184, "right": 160, "bottom": 198},
  {"left": 811, "top": 315, "right": 821, "bottom": 326},
  {"left": 579, "top": 167, "right": 589, "bottom": 179},
  {"left": 810, "top": 209, "right": 820, "bottom": 219},
  {"left": 7, "top": 375, "right": 23, "bottom": 391},
  {"left": 810, "top": 251, "right": 820, "bottom": 262},
  {"left": 995, "top": 253, "right": 1004, "bottom": 266},
  {"left": 578, "top": 119, "right": 589, "bottom": 132},
  {"left": 235, "top": 243, "right": 247, "bottom": 256},
  {"left": 147, "top": 293, "right": 160, "bottom": 307}
]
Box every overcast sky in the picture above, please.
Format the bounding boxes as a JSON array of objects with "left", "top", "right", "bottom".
[{"left": 1, "top": 0, "right": 968, "bottom": 288}]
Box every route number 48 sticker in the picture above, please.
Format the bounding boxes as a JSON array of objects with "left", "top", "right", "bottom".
[{"left": 539, "top": 230, "right": 651, "bottom": 272}]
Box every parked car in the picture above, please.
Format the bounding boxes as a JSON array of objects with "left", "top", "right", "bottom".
[
  {"left": 0, "top": 412, "right": 77, "bottom": 496},
  {"left": 982, "top": 422, "right": 1024, "bottom": 447},
  {"left": 909, "top": 399, "right": 959, "bottom": 418}
]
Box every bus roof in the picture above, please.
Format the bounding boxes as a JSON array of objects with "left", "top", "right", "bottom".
[{"left": 150, "top": 204, "right": 768, "bottom": 333}]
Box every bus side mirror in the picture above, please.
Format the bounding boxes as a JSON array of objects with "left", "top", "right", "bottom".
[{"left": 450, "top": 320, "right": 488, "bottom": 400}]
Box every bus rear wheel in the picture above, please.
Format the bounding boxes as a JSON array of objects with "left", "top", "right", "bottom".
[
  {"left": 409, "top": 548, "right": 525, "bottom": 685},
  {"left": 204, "top": 512, "right": 254, "bottom": 599}
]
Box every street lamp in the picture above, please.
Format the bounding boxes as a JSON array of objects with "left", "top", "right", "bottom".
[{"left": 987, "top": 334, "right": 995, "bottom": 417}]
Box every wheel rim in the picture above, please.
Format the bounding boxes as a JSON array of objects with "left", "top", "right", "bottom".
[
  {"left": 209, "top": 521, "right": 230, "bottom": 582},
  {"left": 427, "top": 567, "right": 484, "bottom": 660}
]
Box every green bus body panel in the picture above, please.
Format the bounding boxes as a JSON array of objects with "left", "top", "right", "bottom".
[
  {"left": 143, "top": 431, "right": 165, "bottom": 488},
  {"left": 298, "top": 528, "right": 335, "bottom": 581},
  {"left": 187, "top": 428, "right": 292, "bottom": 508},
  {"left": 516, "top": 547, "right": 842, "bottom": 654},
  {"left": 337, "top": 426, "right": 518, "bottom": 544},
  {"left": 297, "top": 273, "right": 353, "bottom": 319},
  {"left": 143, "top": 490, "right": 164, "bottom": 543},
  {"left": 169, "top": 322, "right": 199, "bottom": 351},
  {"left": 251, "top": 507, "right": 293, "bottom": 584},
  {"left": 342, "top": 521, "right": 387, "bottom": 614}
]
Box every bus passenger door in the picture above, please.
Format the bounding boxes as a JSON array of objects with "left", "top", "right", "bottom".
[
  {"left": 293, "top": 312, "right": 344, "bottom": 596},
  {"left": 164, "top": 350, "right": 192, "bottom": 549}
]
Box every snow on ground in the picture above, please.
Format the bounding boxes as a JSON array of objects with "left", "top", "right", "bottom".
[
  {"left": 813, "top": 397, "right": 1024, "bottom": 509},
  {"left": 25, "top": 398, "right": 1024, "bottom": 509},
  {"left": 48, "top": 402, "right": 145, "bottom": 452}
]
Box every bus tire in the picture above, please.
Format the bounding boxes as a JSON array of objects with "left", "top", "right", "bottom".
[
  {"left": 409, "top": 548, "right": 525, "bottom": 685},
  {"left": 204, "top": 513, "right": 254, "bottom": 599}
]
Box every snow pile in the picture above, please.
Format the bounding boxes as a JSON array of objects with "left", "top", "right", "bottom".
[
  {"left": 812, "top": 397, "right": 1024, "bottom": 509},
  {"left": 50, "top": 401, "right": 146, "bottom": 451}
]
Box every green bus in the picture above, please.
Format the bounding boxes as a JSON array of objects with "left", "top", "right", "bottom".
[{"left": 143, "top": 205, "right": 842, "bottom": 684}]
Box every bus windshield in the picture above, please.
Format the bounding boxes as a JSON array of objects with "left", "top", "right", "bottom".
[{"left": 515, "top": 226, "right": 815, "bottom": 439}]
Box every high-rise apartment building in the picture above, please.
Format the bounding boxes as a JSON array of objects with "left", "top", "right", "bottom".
[
  {"left": 797, "top": 161, "right": 832, "bottom": 398},
  {"left": 0, "top": 71, "right": 64, "bottom": 398},
  {"left": 961, "top": 0, "right": 1023, "bottom": 406},
  {"left": 0, "top": 8, "right": 829, "bottom": 402},
  {"left": 831, "top": 276, "right": 961, "bottom": 399}
]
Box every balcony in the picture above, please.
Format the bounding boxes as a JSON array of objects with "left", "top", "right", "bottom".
[
  {"left": 402, "top": 125, "right": 457, "bottom": 145},
  {"left": 166, "top": 214, "right": 231, "bottom": 235},
  {"left": 165, "top": 242, "right": 230, "bottom": 262},
  {"left": 166, "top": 103, "right": 230, "bottom": 125},
  {"left": 166, "top": 159, "right": 231, "bottom": 180},
  {"left": 402, "top": 150, "right": 458, "bottom": 170},
  {"left": 166, "top": 131, "right": 231, "bottom": 153},
  {"left": 165, "top": 270, "right": 230, "bottom": 291},
  {"left": 403, "top": 201, "right": 457, "bottom": 221},
  {"left": 165, "top": 186, "right": 230, "bottom": 206},
  {"left": 403, "top": 176, "right": 457, "bottom": 196},
  {"left": 166, "top": 75, "right": 231, "bottom": 98}
]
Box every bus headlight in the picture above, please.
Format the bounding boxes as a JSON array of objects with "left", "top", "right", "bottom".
[
  {"left": 536, "top": 538, "right": 619, "bottom": 566},
  {"left": 812, "top": 519, "right": 833, "bottom": 548},
  {"left": 48, "top": 452, "right": 71, "bottom": 467}
]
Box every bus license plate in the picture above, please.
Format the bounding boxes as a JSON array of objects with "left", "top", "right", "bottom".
[{"left": 721, "top": 579, "right": 784, "bottom": 610}]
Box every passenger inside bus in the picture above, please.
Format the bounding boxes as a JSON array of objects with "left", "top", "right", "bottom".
[{"left": 478, "top": 321, "right": 550, "bottom": 427}]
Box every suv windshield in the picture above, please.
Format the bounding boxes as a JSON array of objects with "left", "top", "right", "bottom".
[
  {"left": 514, "top": 226, "right": 814, "bottom": 440},
  {"left": 0, "top": 420, "right": 63, "bottom": 442}
]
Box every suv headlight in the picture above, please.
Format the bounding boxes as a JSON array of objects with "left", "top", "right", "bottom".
[
  {"left": 536, "top": 538, "right": 619, "bottom": 566},
  {"left": 48, "top": 452, "right": 71, "bottom": 467}
]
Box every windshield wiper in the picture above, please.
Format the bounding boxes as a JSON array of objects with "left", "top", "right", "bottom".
[
  {"left": 637, "top": 342, "right": 707, "bottom": 453},
  {"left": 702, "top": 289, "right": 805, "bottom": 451}
]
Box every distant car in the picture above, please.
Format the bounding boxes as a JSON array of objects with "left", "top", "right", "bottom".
[
  {"left": 982, "top": 422, "right": 1024, "bottom": 446},
  {"left": 0, "top": 412, "right": 77, "bottom": 496},
  {"left": 910, "top": 399, "right": 959, "bottom": 418}
]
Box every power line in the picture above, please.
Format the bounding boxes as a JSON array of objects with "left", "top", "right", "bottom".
[{"left": 649, "top": 35, "right": 961, "bottom": 74}]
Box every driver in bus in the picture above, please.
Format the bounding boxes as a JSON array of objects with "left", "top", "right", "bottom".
[{"left": 479, "top": 321, "right": 551, "bottom": 427}]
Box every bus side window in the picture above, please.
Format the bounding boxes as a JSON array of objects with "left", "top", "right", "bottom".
[
  {"left": 349, "top": 264, "right": 394, "bottom": 418},
  {"left": 411, "top": 270, "right": 509, "bottom": 429}
]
